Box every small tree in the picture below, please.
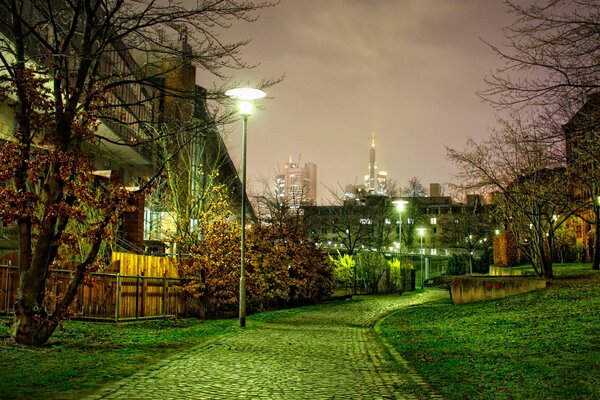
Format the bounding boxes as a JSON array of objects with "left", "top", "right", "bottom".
[
  {"left": 329, "top": 252, "right": 356, "bottom": 294},
  {"left": 437, "top": 195, "right": 496, "bottom": 274}
]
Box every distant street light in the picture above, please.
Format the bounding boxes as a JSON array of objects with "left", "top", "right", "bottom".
[
  {"left": 416, "top": 227, "right": 427, "bottom": 289},
  {"left": 225, "top": 87, "right": 266, "bottom": 328},
  {"left": 392, "top": 200, "right": 409, "bottom": 256}
]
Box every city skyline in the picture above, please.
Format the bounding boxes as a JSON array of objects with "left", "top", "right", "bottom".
[{"left": 208, "top": 1, "right": 520, "bottom": 203}]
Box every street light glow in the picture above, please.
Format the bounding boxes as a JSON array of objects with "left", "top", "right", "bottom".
[
  {"left": 238, "top": 101, "right": 253, "bottom": 116},
  {"left": 393, "top": 199, "right": 408, "bottom": 212},
  {"left": 225, "top": 87, "right": 267, "bottom": 100}
]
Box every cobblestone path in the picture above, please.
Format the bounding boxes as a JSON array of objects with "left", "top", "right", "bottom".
[{"left": 88, "top": 290, "right": 448, "bottom": 400}]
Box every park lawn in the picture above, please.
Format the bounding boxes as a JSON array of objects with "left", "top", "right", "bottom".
[
  {"left": 0, "top": 301, "right": 330, "bottom": 400},
  {"left": 380, "top": 264, "right": 600, "bottom": 400},
  {"left": 0, "top": 317, "right": 240, "bottom": 399}
]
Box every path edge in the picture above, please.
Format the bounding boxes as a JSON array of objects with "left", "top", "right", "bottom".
[{"left": 373, "top": 303, "right": 445, "bottom": 399}]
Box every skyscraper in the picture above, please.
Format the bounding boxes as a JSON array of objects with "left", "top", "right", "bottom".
[
  {"left": 365, "top": 133, "right": 388, "bottom": 195},
  {"left": 278, "top": 158, "right": 318, "bottom": 209}
]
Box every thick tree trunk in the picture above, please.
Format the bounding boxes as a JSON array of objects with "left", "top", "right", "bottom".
[
  {"left": 541, "top": 239, "right": 554, "bottom": 279},
  {"left": 12, "top": 301, "right": 57, "bottom": 346}
]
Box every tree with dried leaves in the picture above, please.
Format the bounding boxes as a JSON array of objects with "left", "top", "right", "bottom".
[
  {"left": 179, "top": 187, "right": 334, "bottom": 318},
  {"left": 0, "top": 0, "right": 277, "bottom": 345}
]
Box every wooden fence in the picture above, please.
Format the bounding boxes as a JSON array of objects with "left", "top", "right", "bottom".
[{"left": 0, "top": 254, "right": 198, "bottom": 321}]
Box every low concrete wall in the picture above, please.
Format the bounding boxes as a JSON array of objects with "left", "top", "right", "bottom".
[
  {"left": 449, "top": 276, "right": 548, "bottom": 305},
  {"left": 489, "top": 265, "right": 536, "bottom": 276}
]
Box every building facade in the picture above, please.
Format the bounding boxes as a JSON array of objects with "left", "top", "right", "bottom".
[{"left": 277, "top": 159, "right": 317, "bottom": 210}]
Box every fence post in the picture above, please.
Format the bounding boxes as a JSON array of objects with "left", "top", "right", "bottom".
[
  {"left": 4, "top": 265, "right": 10, "bottom": 313},
  {"left": 115, "top": 273, "right": 121, "bottom": 322},
  {"left": 162, "top": 274, "right": 167, "bottom": 317},
  {"left": 135, "top": 275, "right": 140, "bottom": 320},
  {"left": 140, "top": 271, "right": 146, "bottom": 318}
]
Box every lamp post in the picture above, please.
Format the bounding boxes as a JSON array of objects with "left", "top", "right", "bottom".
[
  {"left": 225, "top": 87, "right": 266, "bottom": 328},
  {"left": 392, "top": 200, "right": 409, "bottom": 256},
  {"left": 416, "top": 227, "right": 426, "bottom": 289}
]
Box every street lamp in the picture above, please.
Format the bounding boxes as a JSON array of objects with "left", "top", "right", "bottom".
[
  {"left": 416, "top": 227, "right": 426, "bottom": 289},
  {"left": 392, "top": 200, "right": 409, "bottom": 256},
  {"left": 225, "top": 87, "right": 266, "bottom": 328}
]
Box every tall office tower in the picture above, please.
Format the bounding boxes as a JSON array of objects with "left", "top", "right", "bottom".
[
  {"left": 281, "top": 158, "right": 317, "bottom": 209},
  {"left": 366, "top": 132, "right": 377, "bottom": 194},
  {"left": 275, "top": 174, "right": 286, "bottom": 206},
  {"left": 376, "top": 171, "right": 388, "bottom": 195},
  {"left": 365, "top": 133, "right": 388, "bottom": 195}
]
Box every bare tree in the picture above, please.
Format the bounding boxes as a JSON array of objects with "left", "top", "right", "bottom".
[
  {"left": 564, "top": 94, "right": 600, "bottom": 269},
  {"left": 479, "top": 0, "right": 600, "bottom": 270},
  {"left": 401, "top": 177, "right": 427, "bottom": 197},
  {"left": 447, "top": 116, "right": 577, "bottom": 278},
  {"left": 437, "top": 195, "right": 497, "bottom": 274},
  {"left": 480, "top": 0, "right": 599, "bottom": 118},
  {"left": 251, "top": 174, "right": 304, "bottom": 232},
  {"left": 0, "top": 0, "right": 277, "bottom": 345}
]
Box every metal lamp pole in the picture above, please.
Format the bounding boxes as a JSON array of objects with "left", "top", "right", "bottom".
[
  {"left": 393, "top": 200, "right": 408, "bottom": 256},
  {"left": 417, "top": 227, "right": 426, "bottom": 289},
  {"left": 420, "top": 233, "right": 424, "bottom": 289},
  {"left": 239, "top": 113, "right": 248, "bottom": 327},
  {"left": 225, "top": 87, "right": 266, "bottom": 328}
]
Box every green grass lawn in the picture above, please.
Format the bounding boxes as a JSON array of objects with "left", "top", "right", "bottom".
[
  {"left": 1, "top": 264, "right": 598, "bottom": 399},
  {"left": 0, "top": 301, "right": 333, "bottom": 400},
  {"left": 0, "top": 317, "right": 241, "bottom": 399},
  {"left": 380, "top": 264, "right": 600, "bottom": 400}
]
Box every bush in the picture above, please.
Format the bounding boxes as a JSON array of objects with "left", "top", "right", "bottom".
[
  {"left": 329, "top": 252, "right": 356, "bottom": 291},
  {"left": 180, "top": 210, "right": 334, "bottom": 318},
  {"left": 330, "top": 253, "right": 412, "bottom": 294},
  {"left": 447, "top": 254, "right": 468, "bottom": 275},
  {"left": 472, "top": 247, "right": 492, "bottom": 274},
  {"left": 356, "top": 252, "right": 388, "bottom": 294}
]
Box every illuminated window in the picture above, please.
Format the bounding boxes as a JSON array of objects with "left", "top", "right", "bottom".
[{"left": 430, "top": 217, "right": 437, "bottom": 225}]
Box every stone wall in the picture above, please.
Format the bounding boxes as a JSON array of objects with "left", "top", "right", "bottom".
[
  {"left": 489, "top": 265, "right": 536, "bottom": 276},
  {"left": 449, "top": 276, "right": 547, "bottom": 305}
]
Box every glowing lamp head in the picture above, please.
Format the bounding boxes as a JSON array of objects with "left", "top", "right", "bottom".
[
  {"left": 238, "top": 101, "right": 253, "bottom": 116},
  {"left": 393, "top": 199, "right": 409, "bottom": 212},
  {"left": 416, "top": 227, "right": 426, "bottom": 237},
  {"left": 225, "top": 87, "right": 266, "bottom": 117},
  {"left": 225, "top": 87, "right": 267, "bottom": 100}
]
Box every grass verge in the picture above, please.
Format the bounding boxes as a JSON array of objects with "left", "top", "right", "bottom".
[
  {"left": 0, "top": 298, "right": 345, "bottom": 400},
  {"left": 0, "top": 315, "right": 241, "bottom": 399},
  {"left": 379, "top": 264, "right": 600, "bottom": 400}
]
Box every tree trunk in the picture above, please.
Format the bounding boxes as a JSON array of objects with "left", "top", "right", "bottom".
[
  {"left": 12, "top": 301, "right": 57, "bottom": 346},
  {"left": 592, "top": 207, "right": 600, "bottom": 270},
  {"left": 541, "top": 239, "right": 554, "bottom": 279}
]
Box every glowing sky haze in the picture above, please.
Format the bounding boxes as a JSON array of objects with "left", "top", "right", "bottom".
[{"left": 211, "top": 0, "right": 518, "bottom": 202}]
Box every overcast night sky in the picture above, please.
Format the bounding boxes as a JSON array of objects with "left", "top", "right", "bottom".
[{"left": 208, "top": 0, "right": 517, "bottom": 203}]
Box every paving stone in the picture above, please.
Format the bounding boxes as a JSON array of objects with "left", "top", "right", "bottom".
[{"left": 85, "top": 290, "right": 448, "bottom": 399}]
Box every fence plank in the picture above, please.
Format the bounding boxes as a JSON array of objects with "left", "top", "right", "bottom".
[{"left": 0, "top": 262, "right": 197, "bottom": 321}]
